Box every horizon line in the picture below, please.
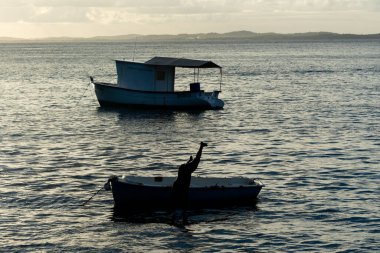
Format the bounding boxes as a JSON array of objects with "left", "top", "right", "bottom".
[{"left": 1, "top": 30, "right": 380, "bottom": 41}]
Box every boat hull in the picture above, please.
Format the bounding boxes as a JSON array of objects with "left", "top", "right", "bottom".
[
  {"left": 94, "top": 83, "right": 224, "bottom": 110},
  {"left": 109, "top": 176, "right": 263, "bottom": 210}
]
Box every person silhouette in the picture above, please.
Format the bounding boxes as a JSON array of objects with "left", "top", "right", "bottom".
[{"left": 172, "top": 142, "right": 207, "bottom": 224}]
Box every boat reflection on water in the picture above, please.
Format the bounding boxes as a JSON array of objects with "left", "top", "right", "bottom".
[
  {"left": 111, "top": 204, "right": 259, "bottom": 226},
  {"left": 96, "top": 106, "right": 207, "bottom": 132}
]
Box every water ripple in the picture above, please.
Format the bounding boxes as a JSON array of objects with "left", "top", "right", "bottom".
[{"left": 0, "top": 40, "right": 379, "bottom": 252}]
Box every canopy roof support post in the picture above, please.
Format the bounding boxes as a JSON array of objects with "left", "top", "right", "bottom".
[
  {"left": 193, "top": 68, "right": 196, "bottom": 83},
  {"left": 197, "top": 68, "right": 200, "bottom": 82}
]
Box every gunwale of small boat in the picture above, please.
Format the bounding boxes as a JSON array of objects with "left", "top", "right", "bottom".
[{"left": 119, "top": 175, "right": 264, "bottom": 188}]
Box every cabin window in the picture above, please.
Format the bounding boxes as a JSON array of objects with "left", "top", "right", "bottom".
[{"left": 157, "top": 71, "right": 166, "bottom": 81}]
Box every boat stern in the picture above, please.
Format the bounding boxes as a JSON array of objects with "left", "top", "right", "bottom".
[{"left": 201, "top": 91, "right": 224, "bottom": 109}]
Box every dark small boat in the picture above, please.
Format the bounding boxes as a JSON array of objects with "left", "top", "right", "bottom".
[{"left": 105, "top": 175, "right": 264, "bottom": 210}]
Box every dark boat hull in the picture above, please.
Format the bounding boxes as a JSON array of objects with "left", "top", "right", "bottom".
[{"left": 109, "top": 176, "right": 262, "bottom": 210}]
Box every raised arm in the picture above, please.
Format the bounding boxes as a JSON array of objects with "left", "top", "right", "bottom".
[{"left": 188, "top": 142, "right": 207, "bottom": 172}]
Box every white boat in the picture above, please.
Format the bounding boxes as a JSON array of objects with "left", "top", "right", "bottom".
[
  {"left": 105, "top": 175, "right": 264, "bottom": 210},
  {"left": 91, "top": 57, "right": 225, "bottom": 109}
]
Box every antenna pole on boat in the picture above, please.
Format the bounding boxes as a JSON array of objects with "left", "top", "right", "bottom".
[
  {"left": 220, "top": 68, "right": 223, "bottom": 92},
  {"left": 132, "top": 36, "right": 137, "bottom": 62}
]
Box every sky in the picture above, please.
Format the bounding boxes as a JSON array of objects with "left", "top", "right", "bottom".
[{"left": 0, "top": 0, "right": 379, "bottom": 38}]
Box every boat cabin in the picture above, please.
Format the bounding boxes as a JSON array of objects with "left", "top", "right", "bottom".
[{"left": 116, "top": 57, "right": 222, "bottom": 92}]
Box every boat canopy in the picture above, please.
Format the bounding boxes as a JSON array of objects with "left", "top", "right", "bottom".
[
  {"left": 115, "top": 56, "right": 222, "bottom": 92},
  {"left": 145, "top": 57, "right": 221, "bottom": 69}
]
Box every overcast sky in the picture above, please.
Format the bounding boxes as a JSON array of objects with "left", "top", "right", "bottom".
[{"left": 0, "top": 0, "right": 379, "bottom": 38}]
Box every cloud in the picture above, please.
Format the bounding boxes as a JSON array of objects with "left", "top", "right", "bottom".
[
  {"left": 271, "top": 0, "right": 379, "bottom": 12},
  {"left": 0, "top": 0, "right": 379, "bottom": 37},
  {"left": 0, "top": 0, "right": 379, "bottom": 24}
]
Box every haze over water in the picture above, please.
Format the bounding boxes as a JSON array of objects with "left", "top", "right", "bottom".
[{"left": 0, "top": 39, "right": 379, "bottom": 252}]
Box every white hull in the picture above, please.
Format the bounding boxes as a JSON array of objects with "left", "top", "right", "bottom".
[{"left": 94, "top": 82, "right": 224, "bottom": 109}]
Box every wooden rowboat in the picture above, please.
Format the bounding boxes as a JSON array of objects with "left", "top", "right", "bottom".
[{"left": 105, "top": 175, "right": 264, "bottom": 210}]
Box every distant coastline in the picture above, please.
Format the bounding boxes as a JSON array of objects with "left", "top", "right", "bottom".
[{"left": 1, "top": 30, "right": 380, "bottom": 43}]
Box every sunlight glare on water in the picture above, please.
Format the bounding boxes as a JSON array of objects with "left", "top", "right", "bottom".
[{"left": 0, "top": 40, "right": 379, "bottom": 252}]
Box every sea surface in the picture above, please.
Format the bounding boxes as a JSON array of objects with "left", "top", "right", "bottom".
[{"left": 0, "top": 39, "right": 379, "bottom": 252}]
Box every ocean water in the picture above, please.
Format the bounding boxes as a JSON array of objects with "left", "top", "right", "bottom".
[{"left": 0, "top": 39, "right": 379, "bottom": 252}]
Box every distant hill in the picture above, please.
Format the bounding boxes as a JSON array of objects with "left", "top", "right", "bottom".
[
  {"left": 0, "top": 37, "right": 27, "bottom": 42},
  {"left": 1, "top": 31, "right": 379, "bottom": 43}
]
